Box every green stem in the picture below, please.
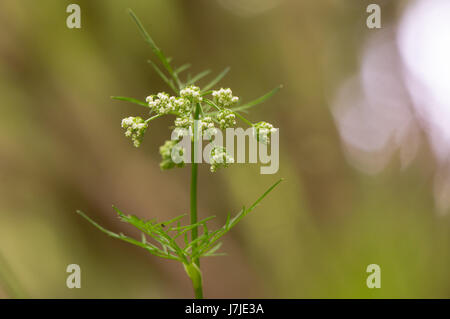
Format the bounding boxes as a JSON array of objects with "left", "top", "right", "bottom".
[
  {"left": 145, "top": 113, "right": 164, "bottom": 123},
  {"left": 190, "top": 102, "right": 203, "bottom": 299},
  {"left": 190, "top": 155, "right": 199, "bottom": 265},
  {"left": 184, "top": 262, "right": 203, "bottom": 299},
  {"left": 194, "top": 282, "right": 203, "bottom": 299}
]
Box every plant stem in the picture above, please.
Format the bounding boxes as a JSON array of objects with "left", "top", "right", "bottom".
[
  {"left": 190, "top": 155, "right": 199, "bottom": 266},
  {"left": 184, "top": 262, "right": 203, "bottom": 299},
  {"left": 194, "top": 283, "right": 203, "bottom": 299},
  {"left": 190, "top": 102, "right": 203, "bottom": 299}
]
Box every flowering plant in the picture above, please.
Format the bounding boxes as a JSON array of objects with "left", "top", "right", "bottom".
[{"left": 77, "top": 9, "right": 283, "bottom": 299}]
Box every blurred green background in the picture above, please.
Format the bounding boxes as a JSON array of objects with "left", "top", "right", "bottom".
[{"left": 1, "top": 0, "right": 450, "bottom": 298}]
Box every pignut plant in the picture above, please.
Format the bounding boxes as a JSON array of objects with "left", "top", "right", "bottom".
[{"left": 77, "top": 10, "right": 283, "bottom": 299}]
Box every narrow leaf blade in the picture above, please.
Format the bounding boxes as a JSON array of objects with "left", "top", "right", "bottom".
[
  {"left": 186, "top": 69, "right": 211, "bottom": 86},
  {"left": 203, "top": 67, "right": 230, "bottom": 91},
  {"left": 231, "top": 85, "right": 282, "bottom": 112},
  {"left": 111, "top": 96, "right": 149, "bottom": 107}
]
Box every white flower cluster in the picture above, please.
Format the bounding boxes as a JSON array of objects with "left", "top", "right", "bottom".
[
  {"left": 212, "top": 88, "right": 239, "bottom": 108},
  {"left": 200, "top": 116, "right": 215, "bottom": 132},
  {"left": 209, "top": 146, "right": 234, "bottom": 172},
  {"left": 174, "top": 116, "right": 215, "bottom": 131},
  {"left": 121, "top": 116, "right": 148, "bottom": 148},
  {"left": 201, "top": 116, "right": 218, "bottom": 140},
  {"left": 123, "top": 82, "right": 273, "bottom": 171},
  {"left": 253, "top": 121, "right": 277, "bottom": 145},
  {"left": 146, "top": 93, "right": 190, "bottom": 115},
  {"left": 173, "top": 116, "right": 192, "bottom": 140},
  {"left": 180, "top": 85, "right": 203, "bottom": 103},
  {"left": 159, "top": 140, "right": 185, "bottom": 170},
  {"left": 173, "top": 116, "right": 217, "bottom": 140},
  {"left": 216, "top": 109, "right": 236, "bottom": 129},
  {"left": 174, "top": 116, "right": 193, "bottom": 128},
  {"left": 175, "top": 97, "right": 191, "bottom": 115}
]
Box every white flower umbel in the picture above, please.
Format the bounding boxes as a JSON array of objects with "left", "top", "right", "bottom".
[
  {"left": 147, "top": 93, "right": 191, "bottom": 116},
  {"left": 253, "top": 121, "right": 277, "bottom": 145},
  {"left": 174, "top": 97, "right": 191, "bottom": 115},
  {"left": 180, "top": 85, "right": 203, "bottom": 103},
  {"left": 174, "top": 116, "right": 193, "bottom": 128},
  {"left": 159, "top": 140, "right": 185, "bottom": 170},
  {"left": 200, "top": 116, "right": 215, "bottom": 132},
  {"left": 209, "top": 146, "right": 234, "bottom": 172},
  {"left": 175, "top": 116, "right": 216, "bottom": 132},
  {"left": 216, "top": 108, "right": 236, "bottom": 129},
  {"left": 146, "top": 93, "right": 173, "bottom": 114},
  {"left": 200, "top": 116, "right": 218, "bottom": 140},
  {"left": 121, "top": 116, "right": 148, "bottom": 147},
  {"left": 212, "top": 88, "right": 239, "bottom": 108}
]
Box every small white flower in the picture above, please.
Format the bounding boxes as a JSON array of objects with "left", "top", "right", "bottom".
[
  {"left": 174, "top": 97, "right": 191, "bottom": 115},
  {"left": 174, "top": 116, "right": 193, "bottom": 128},
  {"left": 147, "top": 92, "right": 192, "bottom": 116},
  {"left": 121, "top": 117, "right": 134, "bottom": 128},
  {"left": 200, "top": 117, "right": 215, "bottom": 131},
  {"left": 216, "top": 109, "right": 236, "bottom": 129},
  {"left": 121, "top": 116, "right": 148, "bottom": 147},
  {"left": 199, "top": 117, "right": 217, "bottom": 140},
  {"left": 209, "top": 146, "right": 234, "bottom": 172},
  {"left": 146, "top": 92, "right": 176, "bottom": 115},
  {"left": 212, "top": 88, "right": 239, "bottom": 108},
  {"left": 159, "top": 140, "right": 185, "bottom": 170},
  {"left": 180, "top": 85, "right": 203, "bottom": 103},
  {"left": 253, "top": 121, "right": 277, "bottom": 145}
]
